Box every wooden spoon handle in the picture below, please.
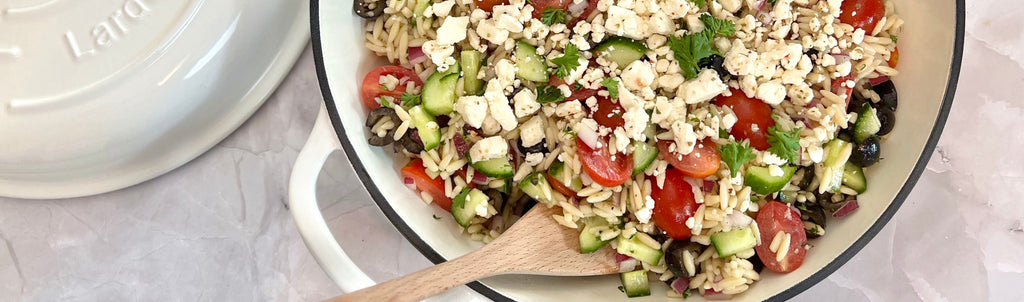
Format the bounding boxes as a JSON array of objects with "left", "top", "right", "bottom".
[{"left": 325, "top": 250, "right": 498, "bottom": 302}]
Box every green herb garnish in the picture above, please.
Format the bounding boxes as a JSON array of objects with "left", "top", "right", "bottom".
[
  {"left": 541, "top": 8, "right": 568, "bottom": 26},
  {"left": 719, "top": 141, "right": 756, "bottom": 178},
  {"left": 400, "top": 92, "right": 421, "bottom": 107},
  {"left": 601, "top": 78, "right": 620, "bottom": 99},
  {"left": 536, "top": 85, "right": 566, "bottom": 104},
  {"left": 766, "top": 122, "right": 802, "bottom": 164},
  {"left": 551, "top": 43, "right": 582, "bottom": 78}
]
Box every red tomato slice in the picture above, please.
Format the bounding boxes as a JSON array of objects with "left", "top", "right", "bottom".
[
  {"left": 546, "top": 174, "right": 578, "bottom": 197},
  {"left": 839, "top": 0, "right": 886, "bottom": 33},
  {"left": 715, "top": 88, "right": 775, "bottom": 150},
  {"left": 591, "top": 95, "right": 625, "bottom": 129},
  {"left": 754, "top": 201, "right": 808, "bottom": 273},
  {"left": 475, "top": 0, "right": 509, "bottom": 12},
  {"left": 360, "top": 66, "right": 423, "bottom": 109},
  {"left": 656, "top": 138, "right": 721, "bottom": 179},
  {"left": 650, "top": 168, "right": 699, "bottom": 240},
  {"left": 887, "top": 46, "right": 899, "bottom": 68},
  {"left": 831, "top": 74, "right": 854, "bottom": 106},
  {"left": 401, "top": 159, "right": 452, "bottom": 211},
  {"left": 529, "top": 0, "right": 570, "bottom": 18},
  {"left": 549, "top": 74, "right": 598, "bottom": 103},
  {"left": 577, "top": 137, "right": 633, "bottom": 187}
]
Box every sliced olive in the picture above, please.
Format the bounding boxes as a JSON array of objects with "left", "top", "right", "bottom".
[
  {"left": 799, "top": 202, "right": 828, "bottom": 227},
  {"left": 665, "top": 241, "right": 705, "bottom": 278},
  {"left": 875, "top": 106, "right": 896, "bottom": 136},
  {"left": 871, "top": 80, "right": 898, "bottom": 111},
  {"left": 797, "top": 167, "right": 815, "bottom": 190},
  {"left": 366, "top": 107, "right": 398, "bottom": 128},
  {"left": 353, "top": 0, "right": 386, "bottom": 19},
  {"left": 748, "top": 253, "right": 765, "bottom": 273},
  {"left": 819, "top": 195, "right": 855, "bottom": 217},
  {"left": 847, "top": 95, "right": 869, "bottom": 114},
  {"left": 698, "top": 54, "right": 727, "bottom": 77},
  {"left": 517, "top": 139, "right": 549, "bottom": 155},
  {"left": 484, "top": 189, "right": 505, "bottom": 213},
  {"left": 849, "top": 136, "right": 880, "bottom": 167},
  {"left": 805, "top": 48, "right": 820, "bottom": 65},
  {"left": 399, "top": 129, "right": 425, "bottom": 154},
  {"left": 367, "top": 133, "right": 394, "bottom": 146}
]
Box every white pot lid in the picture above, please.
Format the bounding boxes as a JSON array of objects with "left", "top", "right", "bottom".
[{"left": 0, "top": 0, "right": 310, "bottom": 199}]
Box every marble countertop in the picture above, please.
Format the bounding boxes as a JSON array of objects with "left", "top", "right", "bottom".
[{"left": 1, "top": 1, "right": 1022, "bottom": 300}]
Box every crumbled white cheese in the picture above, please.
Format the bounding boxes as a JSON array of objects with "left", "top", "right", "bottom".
[
  {"left": 436, "top": 16, "right": 469, "bottom": 45},
  {"left": 555, "top": 100, "right": 584, "bottom": 118},
  {"left": 484, "top": 80, "right": 518, "bottom": 131},
  {"left": 755, "top": 80, "right": 787, "bottom": 105},
  {"left": 519, "top": 115, "right": 546, "bottom": 147},
  {"left": 621, "top": 60, "right": 656, "bottom": 91},
  {"left": 604, "top": 5, "right": 642, "bottom": 39},
  {"left": 475, "top": 198, "right": 490, "bottom": 217},
  {"left": 636, "top": 195, "right": 655, "bottom": 224},
  {"left": 512, "top": 89, "right": 540, "bottom": 118},
  {"left": 455, "top": 96, "right": 489, "bottom": 128},
  {"left": 494, "top": 59, "right": 517, "bottom": 88},
  {"left": 421, "top": 41, "right": 456, "bottom": 72},
  {"left": 476, "top": 20, "right": 510, "bottom": 45},
  {"left": 679, "top": 69, "right": 728, "bottom": 104},
  {"left": 469, "top": 136, "right": 508, "bottom": 162},
  {"left": 525, "top": 152, "right": 544, "bottom": 166},
  {"left": 432, "top": 0, "right": 456, "bottom": 17},
  {"left": 671, "top": 120, "right": 697, "bottom": 155}
]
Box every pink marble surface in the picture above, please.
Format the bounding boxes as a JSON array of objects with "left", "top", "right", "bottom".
[{"left": 0, "top": 1, "right": 1021, "bottom": 300}]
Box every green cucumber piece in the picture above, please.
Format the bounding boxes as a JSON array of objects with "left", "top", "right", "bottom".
[
  {"left": 616, "top": 235, "right": 663, "bottom": 266},
  {"left": 422, "top": 72, "right": 460, "bottom": 115},
  {"left": 710, "top": 226, "right": 757, "bottom": 257},
  {"left": 471, "top": 157, "right": 514, "bottom": 178},
  {"left": 451, "top": 188, "right": 489, "bottom": 227},
  {"left": 579, "top": 217, "right": 612, "bottom": 253},
  {"left": 819, "top": 139, "right": 853, "bottom": 193},
  {"left": 842, "top": 162, "right": 867, "bottom": 194},
  {"left": 547, "top": 161, "right": 582, "bottom": 192},
  {"left": 413, "top": 0, "right": 430, "bottom": 18},
  {"left": 744, "top": 165, "right": 798, "bottom": 195},
  {"left": 595, "top": 36, "right": 648, "bottom": 69},
  {"left": 408, "top": 106, "right": 441, "bottom": 151},
  {"left": 514, "top": 41, "right": 549, "bottom": 82},
  {"left": 631, "top": 141, "right": 659, "bottom": 175},
  {"left": 620, "top": 270, "right": 651, "bottom": 298},
  {"left": 498, "top": 178, "right": 513, "bottom": 194},
  {"left": 519, "top": 172, "right": 555, "bottom": 205},
  {"left": 854, "top": 105, "right": 881, "bottom": 143},
  {"left": 461, "top": 50, "right": 483, "bottom": 95}
]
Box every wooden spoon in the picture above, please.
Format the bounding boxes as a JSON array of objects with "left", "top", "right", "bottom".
[{"left": 325, "top": 205, "right": 618, "bottom": 302}]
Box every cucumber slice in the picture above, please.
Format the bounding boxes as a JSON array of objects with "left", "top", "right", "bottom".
[
  {"left": 519, "top": 172, "right": 555, "bottom": 205},
  {"left": 619, "top": 270, "right": 651, "bottom": 298},
  {"left": 595, "top": 36, "right": 648, "bottom": 69},
  {"left": 471, "top": 157, "right": 514, "bottom": 178},
  {"left": 408, "top": 106, "right": 441, "bottom": 151},
  {"left": 709, "top": 225, "right": 757, "bottom": 257},
  {"left": 616, "top": 235, "right": 663, "bottom": 266},
  {"left": 514, "top": 41, "right": 549, "bottom": 82},
  {"left": 461, "top": 50, "right": 484, "bottom": 95},
  {"left": 854, "top": 105, "right": 881, "bottom": 143},
  {"left": 422, "top": 72, "right": 460, "bottom": 115},
  {"left": 547, "top": 161, "right": 582, "bottom": 192},
  {"left": 498, "top": 178, "right": 513, "bottom": 194},
  {"left": 451, "top": 188, "right": 489, "bottom": 227},
  {"left": 819, "top": 139, "right": 853, "bottom": 193},
  {"left": 631, "top": 141, "right": 659, "bottom": 175},
  {"left": 579, "top": 217, "right": 613, "bottom": 253},
  {"left": 842, "top": 162, "right": 867, "bottom": 194},
  {"left": 744, "top": 165, "right": 798, "bottom": 195}
]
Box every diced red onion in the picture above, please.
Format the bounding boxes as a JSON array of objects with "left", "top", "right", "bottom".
[
  {"left": 703, "top": 180, "right": 716, "bottom": 192},
  {"left": 755, "top": 1, "right": 772, "bottom": 26},
  {"left": 471, "top": 171, "right": 489, "bottom": 185},
  {"left": 670, "top": 278, "right": 691, "bottom": 295},
  {"left": 567, "top": 0, "right": 588, "bottom": 17},
  {"left": 615, "top": 253, "right": 632, "bottom": 263},
  {"left": 869, "top": 75, "right": 890, "bottom": 86},
  {"left": 756, "top": 0, "right": 767, "bottom": 9},
  {"left": 487, "top": 216, "right": 504, "bottom": 230},
  {"left": 404, "top": 177, "right": 417, "bottom": 191},
  {"left": 832, "top": 53, "right": 851, "bottom": 66},
  {"left": 577, "top": 123, "right": 600, "bottom": 149},
  {"left": 833, "top": 199, "right": 860, "bottom": 217},
  {"left": 805, "top": 98, "right": 821, "bottom": 108},
  {"left": 409, "top": 47, "right": 425, "bottom": 61},
  {"left": 453, "top": 134, "right": 469, "bottom": 155},
  {"left": 724, "top": 211, "right": 754, "bottom": 230}
]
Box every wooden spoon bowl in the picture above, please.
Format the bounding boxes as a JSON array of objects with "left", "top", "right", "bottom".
[{"left": 326, "top": 205, "right": 618, "bottom": 302}]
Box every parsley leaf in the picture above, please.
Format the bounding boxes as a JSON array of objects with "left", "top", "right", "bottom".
[
  {"left": 719, "top": 141, "right": 756, "bottom": 178},
  {"left": 541, "top": 8, "right": 568, "bottom": 26},
  {"left": 719, "top": 128, "right": 729, "bottom": 139},
  {"left": 766, "top": 124, "right": 802, "bottom": 164},
  {"left": 601, "top": 78, "right": 620, "bottom": 99},
  {"left": 551, "top": 43, "right": 582, "bottom": 78},
  {"left": 400, "top": 92, "right": 421, "bottom": 107},
  {"left": 536, "top": 85, "right": 566, "bottom": 104},
  {"left": 690, "top": 0, "right": 705, "bottom": 8},
  {"left": 890, "top": 35, "right": 898, "bottom": 43},
  {"left": 682, "top": 288, "right": 692, "bottom": 298},
  {"left": 700, "top": 14, "right": 736, "bottom": 38},
  {"left": 668, "top": 33, "right": 715, "bottom": 79},
  {"left": 380, "top": 96, "right": 393, "bottom": 108}
]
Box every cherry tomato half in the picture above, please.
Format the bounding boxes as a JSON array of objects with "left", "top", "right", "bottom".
[
  {"left": 401, "top": 159, "right": 452, "bottom": 211},
  {"left": 475, "top": 0, "right": 509, "bottom": 12},
  {"left": 887, "top": 46, "right": 899, "bottom": 68},
  {"left": 650, "top": 168, "right": 699, "bottom": 240},
  {"left": 577, "top": 137, "right": 633, "bottom": 187},
  {"left": 754, "top": 201, "right": 808, "bottom": 273},
  {"left": 656, "top": 138, "right": 721, "bottom": 179},
  {"left": 546, "top": 174, "right": 578, "bottom": 197},
  {"left": 715, "top": 89, "right": 775, "bottom": 150},
  {"left": 529, "top": 0, "right": 570, "bottom": 19},
  {"left": 360, "top": 66, "right": 423, "bottom": 109},
  {"left": 839, "top": 0, "right": 886, "bottom": 34},
  {"left": 591, "top": 95, "right": 625, "bottom": 129}
]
